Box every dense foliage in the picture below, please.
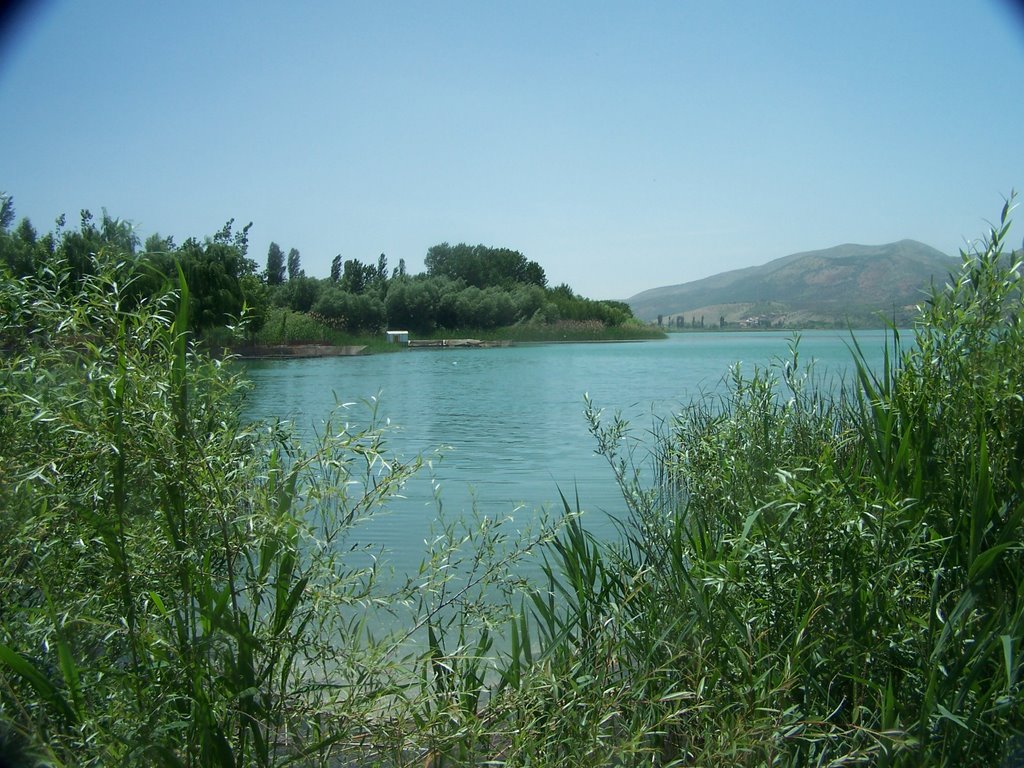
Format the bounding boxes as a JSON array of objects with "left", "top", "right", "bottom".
[
  {"left": 2, "top": 198, "right": 1022, "bottom": 767},
  {"left": 0, "top": 254, "right": 402, "bottom": 765},
  {"left": 424, "top": 243, "right": 547, "bottom": 289},
  {"left": 264, "top": 244, "right": 638, "bottom": 338},
  {"left": 0, "top": 245, "right": 552, "bottom": 766},
  {"left": 0, "top": 196, "right": 266, "bottom": 340},
  {"left": 0, "top": 194, "right": 646, "bottom": 344},
  {"left": 558, "top": 198, "right": 1024, "bottom": 765}
]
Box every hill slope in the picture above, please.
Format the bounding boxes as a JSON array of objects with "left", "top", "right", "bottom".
[{"left": 627, "top": 240, "right": 960, "bottom": 328}]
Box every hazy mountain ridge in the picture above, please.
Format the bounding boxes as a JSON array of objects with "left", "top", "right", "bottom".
[{"left": 627, "top": 240, "right": 961, "bottom": 328}]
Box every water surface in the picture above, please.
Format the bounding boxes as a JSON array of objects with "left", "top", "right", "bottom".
[{"left": 241, "top": 330, "right": 891, "bottom": 572}]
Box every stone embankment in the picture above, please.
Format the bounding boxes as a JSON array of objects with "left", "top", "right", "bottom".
[
  {"left": 408, "top": 339, "right": 510, "bottom": 348},
  {"left": 231, "top": 344, "right": 367, "bottom": 359},
  {"left": 227, "top": 339, "right": 510, "bottom": 358}
]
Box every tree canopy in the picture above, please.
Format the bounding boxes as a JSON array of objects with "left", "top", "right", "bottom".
[
  {"left": 266, "top": 241, "right": 286, "bottom": 285},
  {"left": 425, "top": 243, "right": 547, "bottom": 289},
  {"left": 0, "top": 197, "right": 261, "bottom": 334},
  {"left": 1, "top": 193, "right": 639, "bottom": 340}
]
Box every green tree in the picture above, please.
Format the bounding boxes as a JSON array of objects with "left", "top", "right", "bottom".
[
  {"left": 313, "top": 284, "right": 347, "bottom": 321},
  {"left": 211, "top": 217, "right": 253, "bottom": 261},
  {"left": 330, "top": 254, "right": 341, "bottom": 282},
  {"left": 277, "top": 275, "right": 321, "bottom": 313},
  {"left": 314, "top": 286, "right": 385, "bottom": 331},
  {"left": 238, "top": 273, "right": 270, "bottom": 337},
  {"left": 0, "top": 212, "right": 45, "bottom": 277},
  {"left": 425, "top": 243, "right": 546, "bottom": 289},
  {"left": 266, "top": 242, "right": 286, "bottom": 285},
  {"left": 596, "top": 300, "right": 635, "bottom": 326},
  {"left": 0, "top": 192, "right": 14, "bottom": 231},
  {"left": 13, "top": 217, "right": 35, "bottom": 246},
  {"left": 511, "top": 284, "right": 546, "bottom": 321},
  {"left": 287, "top": 247, "right": 303, "bottom": 281},
  {"left": 143, "top": 233, "right": 175, "bottom": 253},
  {"left": 98, "top": 209, "right": 139, "bottom": 255},
  {"left": 350, "top": 291, "right": 385, "bottom": 330},
  {"left": 453, "top": 286, "right": 517, "bottom": 328},
  {"left": 341, "top": 258, "right": 378, "bottom": 295},
  {"left": 522, "top": 259, "right": 547, "bottom": 288},
  {"left": 56, "top": 210, "right": 111, "bottom": 285},
  {"left": 176, "top": 236, "right": 248, "bottom": 329},
  {"left": 384, "top": 275, "right": 458, "bottom": 333}
]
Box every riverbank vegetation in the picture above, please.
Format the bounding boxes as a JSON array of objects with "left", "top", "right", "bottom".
[
  {"left": 245, "top": 306, "right": 663, "bottom": 351},
  {"left": 0, "top": 196, "right": 657, "bottom": 350},
  {"left": 273, "top": 242, "right": 657, "bottom": 343},
  {"left": 1, "top": 199, "right": 1022, "bottom": 766}
]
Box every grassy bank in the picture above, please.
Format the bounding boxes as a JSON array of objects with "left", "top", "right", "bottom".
[
  {"left": 493, "top": 319, "right": 665, "bottom": 342},
  {"left": 213, "top": 308, "right": 664, "bottom": 355},
  {"left": 564, "top": 200, "right": 1024, "bottom": 765},
  {"left": 211, "top": 306, "right": 398, "bottom": 354},
  {"left": 425, "top": 319, "right": 666, "bottom": 343},
  {"left": 1, "top": 200, "right": 1022, "bottom": 766}
]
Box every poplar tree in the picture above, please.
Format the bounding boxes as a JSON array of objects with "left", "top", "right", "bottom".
[
  {"left": 287, "top": 247, "right": 302, "bottom": 280},
  {"left": 266, "top": 242, "right": 285, "bottom": 285}
]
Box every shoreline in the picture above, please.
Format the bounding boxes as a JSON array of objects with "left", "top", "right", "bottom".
[
  {"left": 230, "top": 344, "right": 368, "bottom": 359},
  {"left": 229, "top": 336, "right": 661, "bottom": 358}
]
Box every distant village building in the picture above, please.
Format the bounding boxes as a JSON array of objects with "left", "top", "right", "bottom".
[{"left": 385, "top": 330, "right": 409, "bottom": 345}]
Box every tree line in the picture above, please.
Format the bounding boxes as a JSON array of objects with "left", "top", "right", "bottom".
[
  {"left": 263, "top": 238, "right": 636, "bottom": 335},
  {"left": 0, "top": 194, "right": 262, "bottom": 336},
  {"left": 5, "top": 193, "right": 1022, "bottom": 765},
  {"left": 1, "top": 193, "right": 639, "bottom": 340}
]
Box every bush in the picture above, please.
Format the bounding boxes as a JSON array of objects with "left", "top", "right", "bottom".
[
  {"left": 3, "top": 200, "right": 1021, "bottom": 767},
  {"left": 313, "top": 286, "right": 386, "bottom": 331},
  {"left": 453, "top": 285, "right": 517, "bottom": 329},
  {"left": 561, "top": 197, "right": 1024, "bottom": 765},
  {"left": 0, "top": 255, "right": 423, "bottom": 765},
  {"left": 0, "top": 251, "right": 565, "bottom": 766}
]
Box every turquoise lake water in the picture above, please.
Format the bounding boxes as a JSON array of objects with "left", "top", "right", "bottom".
[{"left": 241, "top": 330, "right": 893, "bottom": 575}]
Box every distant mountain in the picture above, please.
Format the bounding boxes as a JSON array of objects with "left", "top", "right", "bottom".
[{"left": 626, "top": 240, "right": 961, "bottom": 328}]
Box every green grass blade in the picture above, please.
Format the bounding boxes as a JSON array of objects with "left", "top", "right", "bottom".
[{"left": 0, "top": 642, "right": 77, "bottom": 724}]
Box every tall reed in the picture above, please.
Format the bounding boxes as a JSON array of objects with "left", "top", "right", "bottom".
[
  {"left": 534, "top": 197, "right": 1024, "bottom": 766},
  {"left": 3, "top": 199, "right": 1021, "bottom": 767},
  {"left": 0, "top": 253, "right": 426, "bottom": 766}
]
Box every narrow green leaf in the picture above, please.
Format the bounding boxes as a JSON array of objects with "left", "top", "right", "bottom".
[
  {"left": 968, "top": 543, "right": 1012, "bottom": 583},
  {"left": 0, "top": 642, "right": 77, "bottom": 724},
  {"left": 1002, "top": 634, "right": 1015, "bottom": 691},
  {"left": 274, "top": 576, "right": 309, "bottom": 636},
  {"left": 55, "top": 635, "right": 82, "bottom": 721},
  {"left": 936, "top": 703, "right": 968, "bottom": 730},
  {"left": 149, "top": 590, "right": 168, "bottom": 617}
]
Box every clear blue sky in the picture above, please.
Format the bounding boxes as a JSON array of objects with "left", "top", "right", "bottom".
[{"left": 1, "top": 1, "right": 1022, "bottom": 299}]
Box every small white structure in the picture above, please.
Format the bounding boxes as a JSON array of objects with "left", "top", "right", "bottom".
[{"left": 385, "top": 330, "right": 409, "bottom": 345}]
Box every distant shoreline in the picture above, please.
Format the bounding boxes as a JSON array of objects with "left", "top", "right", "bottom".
[
  {"left": 227, "top": 336, "right": 663, "bottom": 358},
  {"left": 227, "top": 328, "right": 902, "bottom": 359},
  {"left": 229, "top": 344, "right": 368, "bottom": 359}
]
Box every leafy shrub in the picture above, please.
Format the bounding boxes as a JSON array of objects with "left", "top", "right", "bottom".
[
  {"left": 313, "top": 286, "right": 386, "bottom": 331},
  {"left": 560, "top": 197, "right": 1024, "bottom": 765},
  {"left": 0, "top": 255, "right": 421, "bottom": 766},
  {"left": 4, "top": 200, "right": 1022, "bottom": 767}
]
